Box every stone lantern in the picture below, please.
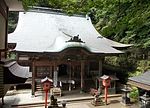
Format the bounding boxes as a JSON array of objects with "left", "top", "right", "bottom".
[
  {"left": 121, "top": 85, "right": 131, "bottom": 105},
  {"left": 140, "top": 92, "right": 150, "bottom": 108}
]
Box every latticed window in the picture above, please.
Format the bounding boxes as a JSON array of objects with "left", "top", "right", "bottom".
[{"left": 36, "top": 66, "right": 52, "bottom": 78}]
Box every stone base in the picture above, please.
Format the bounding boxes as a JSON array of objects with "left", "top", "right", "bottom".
[
  {"left": 122, "top": 97, "right": 130, "bottom": 104},
  {"left": 48, "top": 105, "right": 59, "bottom": 108},
  {"left": 91, "top": 97, "right": 104, "bottom": 106},
  {"left": 120, "top": 102, "right": 131, "bottom": 106}
]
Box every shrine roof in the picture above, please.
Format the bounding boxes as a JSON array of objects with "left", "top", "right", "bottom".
[
  {"left": 8, "top": 8, "right": 131, "bottom": 54},
  {"left": 128, "top": 71, "right": 150, "bottom": 90},
  {"left": 3, "top": 61, "right": 29, "bottom": 84},
  {"left": 4, "top": 61, "right": 29, "bottom": 79}
]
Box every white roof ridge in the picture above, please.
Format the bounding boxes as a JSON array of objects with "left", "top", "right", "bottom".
[{"left": 28, "top": 7, "right": 86, "bottom": 18}]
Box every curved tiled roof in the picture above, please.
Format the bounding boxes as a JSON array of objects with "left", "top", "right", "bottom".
[
  {"left": 8, "top": 9, "right": 131, "bottom": 54},
  {"left": 128, "top": 71, "right": 150, "bottom": 86},
  {"left": 128, "top": 71, "right": 150, "bottom": 90}
]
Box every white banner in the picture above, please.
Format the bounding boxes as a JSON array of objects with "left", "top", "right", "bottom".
[{"left": 53, "top": 71, "right": 58, "bottom": 87}]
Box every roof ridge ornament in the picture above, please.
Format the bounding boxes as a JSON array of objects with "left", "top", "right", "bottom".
[
  {"left": 97, "top": 35, "right": 103, "bottom": 38},
  {"left": 66, "top": 35, "right": 85, "bottom": 43}
]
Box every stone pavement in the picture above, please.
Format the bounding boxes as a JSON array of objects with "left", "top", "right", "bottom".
[
  {"left": 0, "top": 89, "right": 139, "bottom": 108},
  {"left": 66, "top": 102, "right": 136, "bottom": 108}
]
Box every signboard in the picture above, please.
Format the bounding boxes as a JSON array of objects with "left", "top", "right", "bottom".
[{"left": 53, "top": 71, "right": 58, "bottom": 87}]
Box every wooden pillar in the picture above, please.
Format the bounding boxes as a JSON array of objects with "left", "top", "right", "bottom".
[
  {"left": 2, "top": 97, "right": 4, "bottom": 105},
  {"left": 5, "top": 6, "right": 8, "bottom": 49},
  {"left": 69, "top": 62, "right": 71, "bottom": 80},
  {"left": 51, "top": 65, "right": 53, "bottom": 79},
  {"left": 0, "top": 52, "right": 1, "bottom": 60},
  {"left": 80, "top": 60, "right": 85, "bottom": 92},
  {"left": 87, "top": 61, "right": 90, "bottom": 76},
  {"left": 99, "top": 59, "right": 102, "bottom": 76},
  {"left": 69, "top": 61, "right": 72, "bottom": 91},
  {"left": 32, "top": 59, "right": 35, "bottom": 96},
  {"left": 4, "top": 7, "right": 8, "bottom": 59},
  {"left": 72, "top": 65, "right": 75, "bottom": 78},
  {"left": 50, "top": 66, "right": 52, "bottom": 78}
]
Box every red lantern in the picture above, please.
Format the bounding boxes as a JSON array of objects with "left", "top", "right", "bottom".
[
  {"left": 101, "top": 75, "right": 111, "bottom": 105},
  {"left": 102, "top": 79, "right": 111, "bottom": 87},
  {"left": 41, "top": 77, "right": 53, "bottom": 108},
  {"left": 43, "top": 82, "right": 51, "bottom": 91}
]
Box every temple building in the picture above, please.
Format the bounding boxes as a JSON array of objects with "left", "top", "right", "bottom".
[{"left": 8, "top": 8, "right": 131, "bottom": 95}]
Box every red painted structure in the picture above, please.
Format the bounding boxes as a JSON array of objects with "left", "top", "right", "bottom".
[
  {"left": 101, "top": 75, "right": 111, "bottom": 105},
  {"left": 41, "top": 77, "right": 53, "bottom": 108}
]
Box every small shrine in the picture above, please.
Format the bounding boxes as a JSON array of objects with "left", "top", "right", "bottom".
[
  {"left": 128, "top": 71, "right": 150, "bottom": 107},
  {"left": 96, "top": 75, "right": 119, "bottom": 94}
]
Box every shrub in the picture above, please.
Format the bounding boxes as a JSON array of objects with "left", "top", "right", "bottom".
[{"left": 129, "top": 87, "right": 139, "bottom": 102}]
